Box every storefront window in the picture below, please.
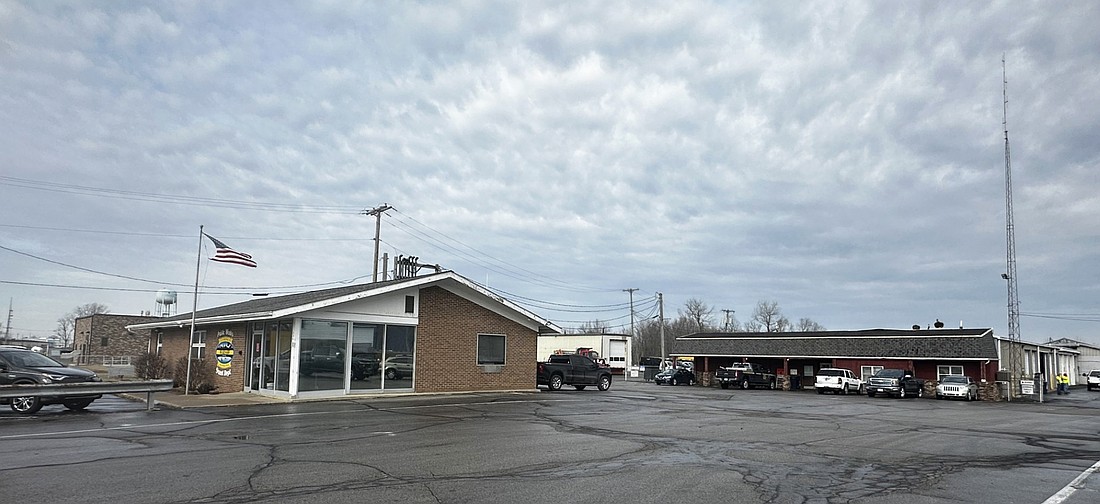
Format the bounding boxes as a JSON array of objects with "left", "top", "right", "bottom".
[
  {"left": 298, "top": 320, "right": 349, "bottom": 392},
  {"left": 382, "top": 325, "right": 415, "bottom": 389}
]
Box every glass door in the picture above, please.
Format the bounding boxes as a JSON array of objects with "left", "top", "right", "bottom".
[
  {"left": 381, "top": 325, "right": 415, "bottom": 390},
  {"left": 351, "top": 323, "right": 382, "bottom": 391}
]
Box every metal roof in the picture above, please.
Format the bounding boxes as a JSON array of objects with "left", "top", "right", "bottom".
[
  {"left": 670, "top": 328, "right": 998, "bottom": 360},
  {"left": 127, "top": 271, "right": 561, "bottom": 334}
]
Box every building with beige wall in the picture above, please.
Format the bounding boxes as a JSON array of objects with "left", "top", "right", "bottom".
[{"left": 128, "top": 271, "right": 560, "bottom": 399}]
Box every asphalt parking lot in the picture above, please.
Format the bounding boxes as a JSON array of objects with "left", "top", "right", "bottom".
[{"left": 2, "top": 380, "right": 1099, "bottom": 504}]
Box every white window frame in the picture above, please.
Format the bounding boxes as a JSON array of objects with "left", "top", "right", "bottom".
[
  {"left": 476, "top": 334, "right": 506, "bottom": 366},
  {"left": 937, "top": 365, "right": 964, "bottom": 381},
  {"left": 191, "top": 330, "right": 207, "bottom": 359},
  {"left": 861, "top": 365, "right": 883, "bottom": 382}
]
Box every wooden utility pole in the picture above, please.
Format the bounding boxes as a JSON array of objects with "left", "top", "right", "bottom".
[
  {"left": 623, "top": 288, "right": 638, "bottom": 365},
  {"left": 658, "top": 292, "right": 666, "bottom": 361},
  {"left": 362, "top": 204, "right": 393, "bottom": 282},
  {"left": 721, "top": 309, "right": 735, "bottom": 332}
]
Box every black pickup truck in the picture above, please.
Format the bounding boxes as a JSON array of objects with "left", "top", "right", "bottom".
[
  {"left": 537, "top": 354, "right": 612, "bottom": 391},
  {"left": 866, "top": 368, "right": 924, "bottom": 398},
  {"left": 715, "top": 362, "right": 777, "bottom": 389}
]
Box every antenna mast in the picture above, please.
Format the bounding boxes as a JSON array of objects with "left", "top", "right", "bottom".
[{"left": 1002, "top": 55, "right": 1023, "bottom": 400}]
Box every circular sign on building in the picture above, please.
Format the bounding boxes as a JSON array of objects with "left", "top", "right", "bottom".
[{"left": 216, "top": 332, "right": 235, "bottom": 377}]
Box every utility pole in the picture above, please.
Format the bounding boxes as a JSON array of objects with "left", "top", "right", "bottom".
[
  {"left": 4, "top": 298, "right": 12, "bottom": 345},
  {"left": 623, "top": 288, "right": 638, "bottom": 364},
  {"left": 721, "top": 309, "right": 735, "bottom": 332},
  {"left": 658, "top": 292, "right": 666, "bottom": 362},
  {"left": 362, "top": 203, "right": 393, "bottom": 283}
]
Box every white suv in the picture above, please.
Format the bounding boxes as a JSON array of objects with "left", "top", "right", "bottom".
[
  {"left": 815, "top": 368, "right": 864, "bottom": 395},
  {"left": 1085, "top": 370, "right": 1100, "bottom": 391}
]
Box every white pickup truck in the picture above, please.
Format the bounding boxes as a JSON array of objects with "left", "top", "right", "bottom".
[
  {"left": 815, "top": 367, "right": 864, "bottom": 395},
  {"left": 1085, "top": 370, "right": 1100, "bottom": 391}
]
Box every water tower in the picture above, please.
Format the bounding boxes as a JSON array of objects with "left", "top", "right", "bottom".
[{"left": 155, "top": 289, "right": 177, "bottom": 317}]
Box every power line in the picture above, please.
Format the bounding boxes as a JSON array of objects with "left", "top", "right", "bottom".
[
  {"left": 1020, "top": 312, "right": 1100, "bottom": 323},
  {"left": 0, "top": 280, "right": 268, "bottom": 295},
  {"left": 0, "top": 223, "right": 372, "bottom": 241},
  {"left": 0, "top": 175, "right": 363, "bottom": 214},
  {"left": 485, "top": 286, "right": 642, "bottom": 310},
  {"left": 387, "top": 209, "right": 620, "bottom": 294},
  {"left": 0, "top": 242, "right": 372, "bottom": 291}
]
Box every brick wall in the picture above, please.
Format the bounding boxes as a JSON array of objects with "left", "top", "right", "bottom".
[
  {"left": 75, "top": 314, "right": 160, "bottom": 360},
  {"left": 415, "top": 286, "right": 538, "bottom": 393},
  {"left": 159, "top": 323, "right": 248, "bottom": 393}
]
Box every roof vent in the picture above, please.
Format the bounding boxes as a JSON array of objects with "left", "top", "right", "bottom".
[
  {"left": 912, "top": 324, "right": 921, "bottom": 330},
  {"left": 934, "top": 319, "right": 945, "bottom": 329}
]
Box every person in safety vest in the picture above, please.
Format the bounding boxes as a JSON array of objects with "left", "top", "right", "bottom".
[{"left": 1055, "top": 373, "right": 1067, "bottom": 395}]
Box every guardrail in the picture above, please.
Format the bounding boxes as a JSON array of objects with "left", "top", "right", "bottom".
[{"left": 0, "top": 380, "right": 174, "bottom": 412}]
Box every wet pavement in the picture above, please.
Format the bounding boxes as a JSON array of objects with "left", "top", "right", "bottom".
[{"left": 2, "top": 381, "right": 1099, "bottom": 503}]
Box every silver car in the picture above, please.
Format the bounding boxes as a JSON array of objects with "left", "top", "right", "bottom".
[{"left": 935, "top": 375, "right": 978, "bottom": 401}]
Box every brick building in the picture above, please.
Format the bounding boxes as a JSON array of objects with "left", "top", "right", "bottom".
[
  {"left": 74, "top": 314, "right": 159, "bottom": 363},
  {"left": 128, "top": 271, "right": 560, "bottom": 399}
]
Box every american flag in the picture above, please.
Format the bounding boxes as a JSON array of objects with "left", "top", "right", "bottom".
[{"left": 204, "top": 234, "right": 257, "bottom": 268}]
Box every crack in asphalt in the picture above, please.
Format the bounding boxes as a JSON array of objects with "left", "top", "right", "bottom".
[{"left": 8, "top": 392, "right": 1100, "bottom": 504}]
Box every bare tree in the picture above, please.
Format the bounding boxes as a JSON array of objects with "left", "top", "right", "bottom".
[
  {"left": 750, "top": 300, "right": 788, "bottom": 332},
  {"left": 575, "top": 319, "right": 611, "bottom": 334},
  {"left": 634, "top": 318, "right": 663, "bottom": 362},
  {"left": 57, "top": 302, "right": 110, "bottom": 347},
  {"left": 633, "top": 313, "right": 707, "bottom": 364},
  {"left": 680, "top": 298, "right": 714, "bottom": 333},
  {"left": 797, "top": 318, "right": 826, "bottom": 332},
  {"left": 53, "top": 318, "right": 73, "bottom": 346}
]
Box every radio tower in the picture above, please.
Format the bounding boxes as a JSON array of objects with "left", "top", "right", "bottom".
[{"left": 1002, "top": 55, "right": 1023, "bottom": 400}]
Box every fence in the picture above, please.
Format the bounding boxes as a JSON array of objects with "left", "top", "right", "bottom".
[{"left": 74, "top": 355, "right": 132, "bottom": 366}]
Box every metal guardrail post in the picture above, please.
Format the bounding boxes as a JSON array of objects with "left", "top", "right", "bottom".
[{"left": 0, "top": 380, "right": 174, "bottom": 413}]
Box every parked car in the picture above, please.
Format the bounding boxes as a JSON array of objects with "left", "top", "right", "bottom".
[
  {"left": 867, "top": 368, "right": 924, "bottom": 398},
  {"left": 383, "top": 355, "right": 413, "bottom": 380},
  {"left": 1085, "top": 370, "right": 1100, "bottom": 391},
  {"left": 936, "top": 375, "right": 979, "bottom": 401},
  {"left": 815, "top": 368, "right": 864, "bottom": 395},
  {"left": 0, "top": 346, "right": 102, "bottom": 414},
  {"left": 654, "top": 367, "right": 696, "bottom": 386},
  {"left": 301, "top": 344, "right": 378, "bottom": 380}
]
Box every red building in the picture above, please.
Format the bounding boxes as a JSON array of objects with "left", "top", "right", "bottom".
[{"left": 670, "top": 327, "right": 1000, "bottom": 389}]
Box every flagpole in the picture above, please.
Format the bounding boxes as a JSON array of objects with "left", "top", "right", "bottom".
[{"left": 185, "top": 225, "right": 203, "bottom": 395}]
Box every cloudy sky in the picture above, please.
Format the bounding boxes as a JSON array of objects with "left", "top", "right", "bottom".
[{"left": 2, "top": 1, "right": 1098, "bottom": 346}]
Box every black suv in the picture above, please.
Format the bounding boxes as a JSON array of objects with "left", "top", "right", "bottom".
[{"left": 0, "top": 347, "right": 102, "bottom": 414}]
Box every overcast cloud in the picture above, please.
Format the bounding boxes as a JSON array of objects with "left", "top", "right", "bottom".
[{"left": 1, "top": 1, "right": 1098, "bottom": 345}]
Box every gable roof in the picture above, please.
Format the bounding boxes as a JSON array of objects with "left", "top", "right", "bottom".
[
  {"left": 670, "top": 328, "right": 998, "bottom": 360},
  {"left": 128, "top": 271, "right": 561, "bottom": 334}
]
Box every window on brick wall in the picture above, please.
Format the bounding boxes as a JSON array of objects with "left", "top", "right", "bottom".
[
  {"left": 100, "top": 336, "right": 109, "bottom": 346},
  {"left": 477, "top": 334, "right": 506, "bottom": 365},
  {"left": 191, "top": 330, "right": 206, "bottom": 359}
]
